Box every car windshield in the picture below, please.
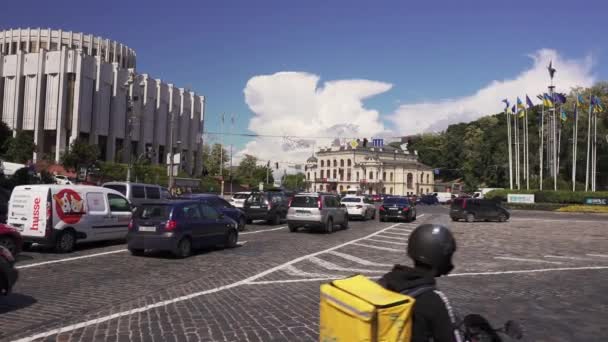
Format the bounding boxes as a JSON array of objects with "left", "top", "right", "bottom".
[
  {"left": 383, "top": 197, "right": 409, "bottom": 205},
  {"left": 291, "top": 196, "right": 318, "bottom": 208},
  {"left": 233, "top": 193, "right": 250, "bottom": 199},
  {"left": 341, "top": 197, "right": 362, "bottom": 203},
  {"left": 138, "top": 204, "right": 171, "bottom": 220},
  {"left": 104, "top": 184, "right": 127, "bottom": 196}
]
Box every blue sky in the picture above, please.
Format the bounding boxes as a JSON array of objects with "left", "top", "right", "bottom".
[{"left": 2, "top": 0, "right": 607, "bottom": 157}]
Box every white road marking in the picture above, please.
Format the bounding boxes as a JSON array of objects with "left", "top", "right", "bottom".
[
  {"left": 282, "top": 265, "right": 338, "bottom": 278},
  {"left": 14, "top": 223, "right": 403, "bottom": 342},
  {"left": 511, "top": 217, "right": 606, "bottom": 223},
  {"left": 381, "top": 231, "right": 410, "bottom": 237},
  {"left": 238, "top": 241, "right": 248, "bottom": 246},
  {"left": 16, "top": 249, "right": 127, "bottom": 269},
  {"left": 494, "top": 256, "right": 563, "bottom": 265},
  {"left": 386, "top": 228, "right": 413, "bottom": 234},
  {"left": 308, "top": 256, "right": 387, "bottom": 273},
  {"left": 240, "top": 226, "right": 286, "bottom": 235},
  {"left": 246, "top": 266, "right": 608, "bottom": 285},
  {"left": 374, "top": 234, "right": 408, "bottom": 241},
  {"left": 327, "top": 251, "right": 394, "bottom": 267},
  {"left": 544, "top": 255, "right": 593, "bottom": 261},
  {"left": 366, "top": 238, "right": 407, "bottom": 246},
  {"left": 587, "top": 254, "right": 608, "bottom": 258},
  {"left": 352, "top": 242, "right": 403, "bottom": 252}
]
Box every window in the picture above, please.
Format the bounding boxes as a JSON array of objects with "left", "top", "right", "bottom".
[
  {"left": 209, "top": 197, "right": 232, "bottom": 208},
  {"left": 86, "top": 193, "right": 106, "bottom": 212},
  {"left": 181, "top": 204, "right": 202, "bottom": 219},
  {"left": 319, "top": 185, "right": 324, "bottom": 191},
  {"left": 420, "top": 173, "right": 424, "bottom": 182},
  {"left": 307, "top": 172, "right": 310, "bottom": 180},
  {"left": 369, "top": 172, "right": 373, "bottom": 180},
  {"left": 390, "top": 188, "right": 393, "bottom": 195},
  {"left": 333, "top": 170, "right": 337, "bottom": 179},
  {"left": 132, "top": 185, "right": 145, "bottom": 199},
  {"left": 347, "top": 159, "right": 352, "bottom": 167},
  {"left": 356, "top": 172, "right": 359, "bottom": 181},
  {"left": 138, "top": 204, "right": 170, "bottom": 220},
  {"left": 407, "top": 173, "right": 413, "bottom": 189},
  {"left": 108, "top": 194, "right": 130, "bottom": 212},
  {"left": 341, "top": 197, "right": 361, "bottom": 203},
  {"left": 340, "top": 171, "right": 344, "bottom": 181},
  {"left": 390, "top": 173, "right": 393, "bottom": 182},
  {"left": 321, "top": 160, "right": 324, "bottom": 167},
  {"left": 314, "top": 172, "right": 317, "bottom": 179},
  {"left": 291, "top": 196, "right": 318, "bottom": 208},
  {"left": 145, "top": 186, "right": 160, "bottom": 199},
  {"left": 103, "top": 184, "right": 126, "bottom": 196},
  {"left": 347, "top": 172, "right": 351, "bottom": 181},
  {"left": 339, "top": 185, "right": 344, "bottom": 191},
  {"left": 333, "top": 160, "right": 337, "bottom": 167},
  {"left": 383, "top": 197, "right": 410, "bottom": 205},
  {"left": 270, "top": 193, "right": 284, "bottom": 204},
  {"left": 200, "top": 204, "right": 220, "bottom": 219},
  {"left": 426, "top": 174, "right": 430, "bottom": 184},
  {"left": 324, "top": 196, "right": 338, "bottom": 208},
  {"left": 321, "top": 170, "right": 324, "bottom": 178},
  {"left": 340, "top": 159, "right": 344, "bottom": 167},
  {"left": 383, "top": 172, "right": 386, "bottom": 181}
]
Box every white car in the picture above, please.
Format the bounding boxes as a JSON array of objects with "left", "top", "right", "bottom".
[
  {"left": 340, "top": 196, "right": 376, "bottom": 221},
  {"left": 230, "top": 192, "right": 251, "bottom": 208},
  {"left": 53, "top": 175, "right": 72, "bottom": 185}
]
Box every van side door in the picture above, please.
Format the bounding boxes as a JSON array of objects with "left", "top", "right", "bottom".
[
  {"left": 106, "top": 193, "right": 132, "bottom": 239},
  {"left": 86, "top": 191, "right": 111, "bottom": 241}
]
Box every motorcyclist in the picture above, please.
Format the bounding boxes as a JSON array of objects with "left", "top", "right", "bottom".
[{"left": 378, "top": 224, "right": 462, "bottom": 342}]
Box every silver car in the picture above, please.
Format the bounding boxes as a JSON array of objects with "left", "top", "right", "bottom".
[{"left": 287, "top": 193, "right": 349, "bottom": 233}]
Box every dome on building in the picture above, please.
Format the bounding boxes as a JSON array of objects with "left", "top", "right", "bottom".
[{"left": 307, "top": 155, "right": 318, "bottom": 163}]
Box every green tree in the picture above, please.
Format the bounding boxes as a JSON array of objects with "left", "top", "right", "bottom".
[
  {"left": 236, "top": 154, "right": 258, "bottom": 186},
  {"left": 0, "top": 121, "right": 12, "bottom": 157},
  {"left": 282, "top": 173, "right": 306, "bottom": 191},
  {"left": 3, "top": 130, "right": 36, "bottom": 163},
  {"left": 60, "top": 139, "right": 100, "bottom": 174},
  {"left": 202, "top": 143, "right": 229, "bottom": 177}
]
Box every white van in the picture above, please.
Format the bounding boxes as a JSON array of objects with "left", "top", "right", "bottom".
[
  {"left": 7, "top": 185, "right": 133, "bottom": 252},
  {"left": 432, "top": 192, "right": 453, "bottom": 204},
  {"left": 101, "top": 182, "right": 167, "bottom": 207}
]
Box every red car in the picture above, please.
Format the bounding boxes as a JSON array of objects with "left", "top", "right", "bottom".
[{"left": 0, "top": 224, "right": 23, "bottom": 256}]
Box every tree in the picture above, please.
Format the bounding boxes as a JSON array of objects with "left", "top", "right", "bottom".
[
  {"left": 282, "top": 173, "right": 306, "bottom": 191},
  {"left": 0, "top": 121, "right": 12, "bottom": 157},
  {"left": 202, "top": 143, "right": 228, "bottom": 177},
  {"left": 60, "top": 139, "right": 100, "bottom": 175},
  {"left": 236, "top": 154, "right": 258, "bottom": 186},
  {"left": 3, "top": 130, "right": 36, "bottom": 164}
]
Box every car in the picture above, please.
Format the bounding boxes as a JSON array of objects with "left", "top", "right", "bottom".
[
  {"left": 0, "top": 224, "right": 22, "bottom": 256},
  {"left": 0, "top": 245, "right": 18, "bottom": 295},
  {"left": 242, "top": 190, "right": 289, "bottom": 225},
  {"left": 7, "top": 185, "right": 132, "bottom": 253},
  {"left": 286, "top": 192, "right": 348, "bottom": 233},
  {"left": 127, "top": 201, "right": 239, "bottom": 258},
  {"left": 229, "top": 191, "right": 251, "bottom": 209},
  {"left": 370, "top": 194, "right": 382, "bottom": 202},
  {"left": 379, "top": 196, "right": 417, "bottom": 222},
  {"left": 179, "top": 193, "right": 247, "bottom": 231},
  {"left": 431, "top": 192, "right": 453, "bottom": 204},
  {"left": 0, "top": 188, "right": 11, "bottom": 223},
  {"left": 53, "top": 175, "right": 72, "bottom": 185},
  {"left": 102, "top": 182, "right": 167, "bottom": 208},
  {"left": 450, "top": 198, "right": 510, "bottom": 222},
  {"left": 340, "top": 196, "right": 376, "bottom": 220},
  {"left": 419, "top": 194, "right": 439, "bottom": 205}
]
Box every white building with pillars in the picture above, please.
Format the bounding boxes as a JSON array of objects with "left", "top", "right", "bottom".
[
  {"left": 305, "top": 143, "right": 435, "bottom": 196},
  {"left": 0, "top": 28, "right": 205, "bottom": 176}
]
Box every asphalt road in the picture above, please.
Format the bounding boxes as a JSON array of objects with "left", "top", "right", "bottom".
[{"left": 0, "top": 205, "right": 606, "bottom": 342}]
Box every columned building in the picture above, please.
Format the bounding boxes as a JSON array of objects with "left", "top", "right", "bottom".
[
  {"left": 305, "top": 143, "right": 434, "bottom": 196},
  {"left": 0, "top": 28, "right": 205, "bottom": 176}
]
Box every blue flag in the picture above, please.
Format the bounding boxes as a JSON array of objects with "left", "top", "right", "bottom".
[{"left": 526, "top": 95, "right": 534, "bottom": 108}]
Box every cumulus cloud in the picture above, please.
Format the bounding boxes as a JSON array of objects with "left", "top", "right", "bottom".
[
  {"left": 389, "top": 49, "right": 595, "bottom": 135},
  {"left": 238, "top": 72, "right": 392, "bottom": 175}
]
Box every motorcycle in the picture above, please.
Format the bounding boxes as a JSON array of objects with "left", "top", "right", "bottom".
[{"left": 461, "top": 314, "right": 523, "bottom": 342}]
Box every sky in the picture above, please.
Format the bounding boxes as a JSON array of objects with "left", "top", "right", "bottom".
[{"left": 2, "top": 0, "right": 607, "bottom": 174}]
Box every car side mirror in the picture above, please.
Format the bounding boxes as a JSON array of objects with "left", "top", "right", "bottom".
[{"left": 218, "top": 213, "right": 225, "bottom": 219}]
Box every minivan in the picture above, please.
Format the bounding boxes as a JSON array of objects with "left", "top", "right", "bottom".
[
  {"left": 102, "top": 182, "right": 167, "bottom": 208},
  {"left": 286, "top": 193, "right": 348, "bottom": 233},
  {"left": 242, "top": 190, "right": 289, "bottom": 225},
  {"left": 450, "top": 198, "right": 510, "bottom": 222},
  {"left": 7, "top": 185, "right": 132, "bottom": 252}
]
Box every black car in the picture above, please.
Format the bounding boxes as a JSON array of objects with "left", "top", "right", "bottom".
[
  {"left": 419, "top": 194, "right": 439, "bottom": 205},
  {"left": 0, "top": 245, "right": 18, "bottom": 295},
  {"left": 379, "top": 197, "right": 417, "bottom": 222},
  {"left": 127, "top": 201, "right": 239, "bottom": 258},
  {"left": 179, "top": 194, "right": 247, "bottom": 231},
  {"left": 450, "top": 198, "right": 510, "bottom": 222},
  {"left": 242, "top": 190, "right": 289, "bottom": 225}
]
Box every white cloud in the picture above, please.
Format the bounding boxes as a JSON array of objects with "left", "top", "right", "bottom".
[
  {"left": 390, "top": 49, "right": 595, "bottom": 135},
  {"left": 238, "top": 72, "right": 392, "bottom": 176}
]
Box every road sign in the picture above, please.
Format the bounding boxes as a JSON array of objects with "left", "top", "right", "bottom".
[
  {"left": 259, "top": 182, "right": 264, "bottom": 191},
  {"left": 349, "top": 140, "right": 359, "bottom": 148},
  {"left": 584, "top": 197, "right": 608, "bottom": 205},
  {"left": 507, "top": 194, "right": 535, "bottom": 204}
]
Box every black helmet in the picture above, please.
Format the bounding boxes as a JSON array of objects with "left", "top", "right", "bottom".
[{"left": 407, "top": 224, "right": 457, "bottom": 276}]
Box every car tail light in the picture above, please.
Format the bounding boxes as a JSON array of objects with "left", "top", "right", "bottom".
[
  {"left": 402, "top": 207, "right": 409, "bottom": 211},
  {"left": 128, "top": 220, "right": 134, "bottom": 230},
  {"left": 462, "top": 200, "right": 467, "bottom": 209},
  {"left": 165, "top": 220, "right": 177, "bottom": 231},
  {"left": 356, "top": 205, "right": 363, "bottom": 209},
  {"left": 318, "top": 197, "right": 323, "bottom": 210},
  {"left": 379, "top": 206, "right": 385, "bottom": 212}
]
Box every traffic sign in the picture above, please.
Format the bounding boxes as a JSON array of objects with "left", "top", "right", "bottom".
[{"left": 350, "top": 140, "right": 359, "bottom": 148}]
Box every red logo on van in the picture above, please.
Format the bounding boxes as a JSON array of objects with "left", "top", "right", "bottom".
[
  {"left": 54, "top": 189, "right": 85, "bottom": 224},
  {"left": 32, "top": 197, "right": 41, "bottom": 231}
]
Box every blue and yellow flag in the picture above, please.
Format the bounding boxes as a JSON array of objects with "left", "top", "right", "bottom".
[
  {"left": 576, "top": 94, "right": 584, "bottom": 106},
  {"left": 543, "top": 93, "right": 554, "bottom": 107},
  {"left": 560, "top": 109, "right": 567, "bottom": 121},
  {"left": 595, "top": 97, "right": 604, "bottom": 113}
]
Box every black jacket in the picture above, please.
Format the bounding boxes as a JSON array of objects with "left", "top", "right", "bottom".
[{"left": 378, "top": 265, "right": 462, "bottom": 342}]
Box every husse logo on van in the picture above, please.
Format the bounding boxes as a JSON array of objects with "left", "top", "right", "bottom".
[{"left": 32, "top": 197, "right": 41, "bottom": 231}]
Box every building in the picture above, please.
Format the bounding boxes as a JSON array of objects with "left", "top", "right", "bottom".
[
  {"left": 305, "top": 141, "right": 435, "bottom": 196},
  {"left": 0, "top": 28, "right": 205, "bottom": 175}
]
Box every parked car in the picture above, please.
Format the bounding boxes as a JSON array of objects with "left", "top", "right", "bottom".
[
  {"left": 450, "top": 198, "right": 510, "bottom": 222},
  {"left": 419, "top": 194, "right": 439, "bottom": 205},
  {"left": 229, "top": 191, "right": 251, "bottom": 209},
  {"left": 379, "top": 196, "right": 417, "bottom": 222},
  {"left": 0, "top": 245, "right": 18, "bottom": 295},
  {"left": 0, "top": 223, "right": 22, "bottom": 256},
  {"left": 242, "top": 190, "right": 289, "bottom": 225},
  {"left": 127, "top": 201, "right": 239, "bottom": 258},
  {"left": 53, "top": 175, "right": 72, "bottom": 185},
  {"left": 102, "top": 182, "right": 167, "bottom": 208},
  {"left": 340, "top": 196, "right": 376, "bottom": 220},
  {"left": 287, "top": 193, "right": 348, "bottom": 233},
  {"left": 179, "top": 193, "right": 247, "bottom": 231},
  {"left": 431, "top": 192, "right": 453, "bottom": 204},
  {"left": 7, "top": 185, "right": 132, "bottom": 253},
  {"left": 371, "top": 194, "right": 382, "bottom": 202}
]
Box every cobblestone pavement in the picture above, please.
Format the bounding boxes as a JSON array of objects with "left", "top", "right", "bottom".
[{"left": 1, "top": 207, "right": 606, "bottom": 341}]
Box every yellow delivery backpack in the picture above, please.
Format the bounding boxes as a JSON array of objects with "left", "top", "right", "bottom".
[{"left": 319, "top": 274, "right": 430, "bottom": 342}]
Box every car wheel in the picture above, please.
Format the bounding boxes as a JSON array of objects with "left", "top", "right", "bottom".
[
  {"left": 341, "top": 214, "right": 349, "bottom": 230},
  {"left": 129, "top": 248, "right": 145, "bottom": 256},
  {"left": 238, "top": 217, "right": 247, "bottom": 231},
  {"left": 451, "top": 217, "right": 459, "bottom": 222},
  {"left": 466, "top": 213, "right": 475, "bottom": 223},
  {"left": 0, "top": 237, "right": 18, "bottom": 256},
  {"left": 174, "top": 237, "right": 192, "bottom": 258},
  {"left": 380, "top": 217, "right": 385, "bottom": 222},
  {"left": 224, "top": 230, "right": 238, "bottom": 248},
  {"left": 362, "top": 211, "right": 368, "bottom": 221},
  {"left": 55, "top": 230, "right": 76, "bottom": 253},
  {"left": 498, "top": 214, "right": 507, "bottom": 222},
  {"left": 371, "top": 210, "right": 376, "bottom": 220},
  {"left": 288, "top": 223, "right": 298, "bottom": 232},
  {"left": 325, "top": 218, "right": 334, "bottom": 234},
  {"left": 0, "top": 275, "right": 9, "bottom": 296},
  {"left": 22, "top": 242, "right": 33, "bottom": 250},
  {"left": 246, "top": 219, "right": 253, "bottom": 224},
  {"left": 272, "top": 214, "right": 281, "bottom": 225}
]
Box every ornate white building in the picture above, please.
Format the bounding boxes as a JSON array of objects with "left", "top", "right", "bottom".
[
  {"left": 305, "top": 143, "right": 435, "bottom": 196},
  {"left": 0, "top": 28, "right": 205, "bottom": 175}
]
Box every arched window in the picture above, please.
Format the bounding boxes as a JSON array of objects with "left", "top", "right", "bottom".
[
  {"left": 389, "top": 187, "right": 393, "bottom": 195},
  {"left": 420, "top": 173, "right": 424, "bottom": 182},
  {"left": 369, "top": 171, "right": 374, "bottom": 180},
  {"left": 339, "top": 185, "right": 344, "bottom": 192},
  {"left": 314, "top": 172, "right": 317, "bottom": 179},
  {"left": 347, "top": 185, "right": 351, "bottom": 189},
  {"left": 333, "top": 170, "right": 337, "bottom": 179},
  {"left": 390, "top": 172, "right": 393, "bottom": 182},
  {"left": 319, "top": 184, "right": 323, "bottom": 191},
  {"left": 383, "top": 172, "right": 386, "bottom": 181},
  {"left": 340, "top": 159, "right": 344, "bottom": 167},
  {"left": 321, "top": 160, "right": 324, "bottom": 167},
  {"left": 407, "top": 173, "right": 413, "bottom": 189},
  {"left": 426, "top": 174, "right": 430, "bottom": 184},
  {"left": 321, "top": 170, "right": 324, "bottom": 178},
  {"left": 356, "top": 172, "right": 360, "bottom": 181},
  {"left": 307, "top": 172, "right": 310, "bottom": 180},
  {"left": 347, "top": 159, "right": 352, "bottom": 167},
  {"left": 333, "top": 160, "right": 337, "bottom": 167}
]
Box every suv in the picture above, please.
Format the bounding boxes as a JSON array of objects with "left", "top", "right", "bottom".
[
  {"left": 340, "top": 196, "right": 376, "bottom": 220},
  {"left": 229, "top": 191, "right": 251, "bottom": 208},
  {"left": 242, "top": 190, "right": 289, "bottom": 225},
  {"left": 450, "top": 198, "right": 510, "bottom": 222},
  {"left": 287, "top": 193, "right": 349, "bottom": 233}
]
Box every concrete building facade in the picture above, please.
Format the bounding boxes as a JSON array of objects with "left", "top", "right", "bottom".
[
  {"left": 305, "top": 143, "right": 435, "bottom": 196},
  {"left": 0, "top": 28, "right": 205, "bottom": 175}
]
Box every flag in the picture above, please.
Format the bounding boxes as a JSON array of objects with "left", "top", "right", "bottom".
[
  {"left": 526, "top": 95, "right": 534, "bottom": 108},
  {"left": 502, "top": 99, "right": 510, "bottom": 111},
  {"left": 511, "top": 105, "right": 516, "bottom": 115},
  {"left": 595, "top": 97, "right": 604, "bottom": 113},
  {"left": 548, "top": 60, "right": 556, "bottom": 79},
  {"left": 516, "top": 97, "right": 525, "bottom": 117},
  {"left": 543, "top": 93, "right": 554, "bottom": 107},
  {"left": 555, "top": 93, "right": 567, "bottom": 105},
  {"left": 577, "top": 94, "right": 584, "bottom": 106},
  {"left": 560, "top": 109, "right": 567, "bottom": 121}
]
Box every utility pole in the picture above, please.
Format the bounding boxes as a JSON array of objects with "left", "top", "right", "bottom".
[
  {"left": 229, "top": 114, "right": 235, "bottom": 195},
  {"left": 125, "top": 70, "right": 135, "bottom": 182},
  {"left": 220, "top": 113, "right": 225, "bottom": 196}
]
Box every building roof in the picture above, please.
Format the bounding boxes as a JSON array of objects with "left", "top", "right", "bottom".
[{"left": 306, "top": 155, "right": 318, "bottom": 163}]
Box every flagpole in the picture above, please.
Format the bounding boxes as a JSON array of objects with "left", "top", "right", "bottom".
[
  {"left": 507, "top": 109, "right": 513, "bottom": 190},
  {"left": 515, "top": 110, "right": 520, "bottom": 189},
  {"left": 525, "top": 107, "right": 530, "bottom": 190},
  {"left": 557, "top": 104, "right": 562, "bottom": 176},
  {"left": 220, "top": 113, "right": 225, "bottom": 197},
  {"left": 540, "top": 104, "right": 544, "bottom": 190},
  {"left": 572, "top": 100, "right": 578, "bottom": 192},
  {"left": 592, "top": 108, "right": 597, "bottom": 192},
  {"left": 552, "top": 98, "right": 557, "bottom": 191},
  {"left": 585, "top": 101, "right": 592, "bottom": 191}
]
